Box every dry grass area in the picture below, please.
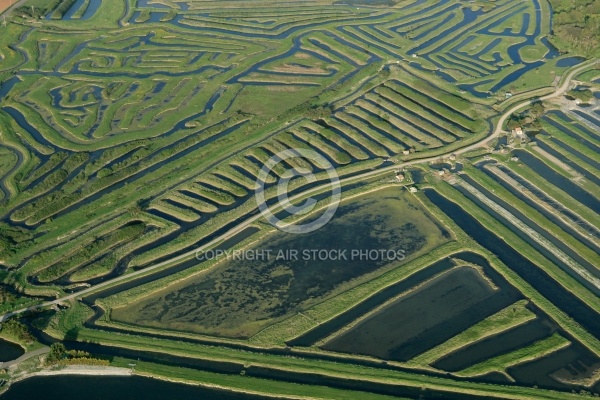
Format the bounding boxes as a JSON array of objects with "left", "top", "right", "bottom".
[{"left": 272, "top": 64, "right": 328, "bottom": 74}]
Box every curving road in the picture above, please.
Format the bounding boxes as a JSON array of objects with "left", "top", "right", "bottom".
[
  {"left": 0, "top": 346, "right": 49, "bottom": 369},
  {"left": 0, "top": 59, "right": 596, "bottom": 323},
  {"left": 0, "top": 0, "right": 29, "bottom": 17}
]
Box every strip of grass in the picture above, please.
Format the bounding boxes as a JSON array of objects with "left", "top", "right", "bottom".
[
  {"left": 383, "top": 80, "right": 478, "bottom": 134},
  {"left": 325, "top": 117, "right": 388, "bottom": 157},
  {"left": 540, "top": 120, "right": 600, "bottom": 167},
  {"left": 0, "top": 24, "right": 30, "bottom": 71},
  {"left": 544, "top": 112, "right": 600, "bottom": 149},
  {"left": 506, "top": 161, "right": 599, "bottom": 231},
  {"left": 410, "top": 300, "right": 537, "bottom": 366},
  {"left": 200, "top": 174, "right": 249, "bottom": 198},
  {"left": 168, "top": 192, "right": 219, "bottom": 213},
  {"left": 483, "top": 164, "right": 598, "bottom": 249},
  {"left": 19, "top": 152, "right": 68, "bottom": 188},
  {"left": 113, "top": 357, "right": 407, "bottom": 400},
  {"left": 362, "top": 93, "right": 446, "bottom": 147},
  {"left": 36, "top": 222, "right": 146, "bottom": 283},
  {"left": 304, "top": 121, "right": 369, "bottom": 160},
  {"left": 336, "top": 110, "right": 400, "bottom": 153},
  {"left": 14, "top": 213, "right": 141, "bottom": 276},
  {"left": 456, "top": 333, "right": 571, "bottom": 377},
  {"left": 536, "top": 135, "right": 600, "bottom": 181},
  {"left": 355, "top": 99, "right": 423, "bottom": 146},
  {"left": 186, "top": 183, "right": 236, "bottom": 206},
  {"left": 150, "top": 200, "right": 200, "bottom": 222},
  {"left": 71, "top": 325, "right": 586, "bottom": 400},
  {"left": 463, "top": 164, "right": 600, "bottom": 279}
]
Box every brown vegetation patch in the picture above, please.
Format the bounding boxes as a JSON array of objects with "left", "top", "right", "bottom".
[{"left": 272, "top": 63, "right": 327, "bottom": 74}]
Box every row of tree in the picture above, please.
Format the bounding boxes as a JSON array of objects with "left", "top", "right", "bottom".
[
  {"left": 506, "top": 101, "right": 546, "bottom": 131},
  {"left": 0, "top": 319, "right": 33, "bottom": 343},
  {"left": 47, "top": 343, "right": 109, "bottom": 366}
]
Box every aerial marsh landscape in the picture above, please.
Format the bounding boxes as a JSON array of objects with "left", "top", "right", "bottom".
[{"left": 0, "top": 0, "right": 599, "bottom": 398}]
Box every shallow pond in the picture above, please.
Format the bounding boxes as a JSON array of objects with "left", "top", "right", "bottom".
[
  {"left": 555, "top": 56, "right": 586, "bottom": 68},
  {"left": 0, "top": 338, "right": 24, "bottom": 362},
  {"left": 322, "top": 264, "right": 520, "bottom": 361},
  {"left": 111, "top": 187, "right": 449, "bottom": 338}
]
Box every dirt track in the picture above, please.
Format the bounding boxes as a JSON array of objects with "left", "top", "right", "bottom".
[
  {"left": 0, "top": 0, "right": 12, "bottom": 14},
  {"left": 0, "top": 0, "right": 26, "bottom": 16}
]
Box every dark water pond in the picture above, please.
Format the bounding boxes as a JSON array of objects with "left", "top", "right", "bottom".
[
  {"left": 0, "top": 338, "right": 24, "bottom": 362},
  {"left": 572, "top": 109, "right": 600, "bottom": 130},
  {"left": 0, "top": 77, "right": 22, "bottom": 100},
  {"left": 542, "top": 113, "right": 600, "bottom": 150},
  {"left": 555, "top": 56, "right": 586, "bottom": 68},
  {"left": 288, "top": 253, "right": 459, "bottom": 347},
  {"left": 322, "top": 265, "right": 520, "bottom": 361},
  {"left": 457, "top": 174, "right": 600, "bottom": 293},
  {"left": 508, "top": 340, "right": 600, "bottom": 393},
  {"left": 479, "top": 164, "right": 600, "bottom": 254}
]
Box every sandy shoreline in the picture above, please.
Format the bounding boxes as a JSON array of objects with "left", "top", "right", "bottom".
[
  {"left": 8, "top": 365, "right": 132, "bottom": 386},
  {"left": 33, "top": 365, "right": 133, "bottom": 377}
]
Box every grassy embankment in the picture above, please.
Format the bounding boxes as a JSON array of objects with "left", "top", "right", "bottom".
[
  {"left": 505, "top": 158, "right": 599, "bottom": 232},
  {"left": 59, "top": 322, "right": 590, "bottom": 400},
  {"left": 462, "top": 163, "right": 600, "bottom": 283},
  {"left": 455, "top": 333, "right": 571, "bottom": 378},
  {"left": 409, "top": 300, "right": 537, "bottom": 366},
  {"left": 112, "top": 357, "right": 406, "bottom": 400}
]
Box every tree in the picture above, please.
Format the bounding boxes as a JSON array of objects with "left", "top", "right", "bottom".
[
  {"left": 0, "top": 319, "right": 34, "bottom": 343},
  {"left": 506, "top": 118, "right": 521, "bottom": 130},
  {"left": 47, "top": 343, "right": 66, "bottom": 363},
  {"left": 530, "top": 101, "right": 545, "bottom": 118},
  {"left": 567, "top": 88, "right": 593, "bottom": 103}
]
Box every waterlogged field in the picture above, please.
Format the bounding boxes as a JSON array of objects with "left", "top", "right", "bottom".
[
  {"left": 322, "top": 264, "right": 521, "bottom": 362},
  {"left": 111, "top": 187, "right": 449, "bottom": 338}
]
